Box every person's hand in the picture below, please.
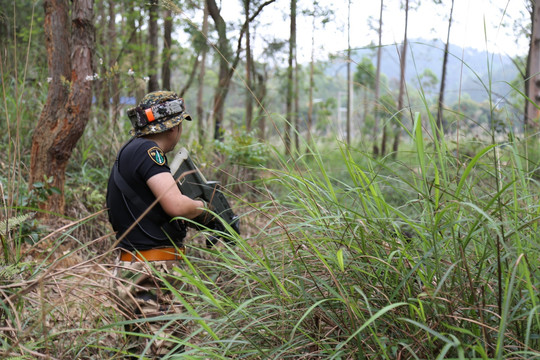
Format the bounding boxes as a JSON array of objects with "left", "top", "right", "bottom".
[{"left": 192, "top": 198, "right": 215, "bottom": 226}]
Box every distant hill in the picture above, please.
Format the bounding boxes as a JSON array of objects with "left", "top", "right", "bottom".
[{"left": 327, "top": 38, "right": 520, "bottom": 104}]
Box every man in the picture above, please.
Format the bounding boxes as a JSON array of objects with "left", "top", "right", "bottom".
[{"left": 106, "top": 91, "right": 208, "bottom": 357}]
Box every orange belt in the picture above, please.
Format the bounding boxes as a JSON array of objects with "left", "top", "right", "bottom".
[{"left": 119, "top": 247, "right": 185, "bottom": 262}]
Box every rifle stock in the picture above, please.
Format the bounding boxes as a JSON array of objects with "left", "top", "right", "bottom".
[{"left": 169, "top": 148, "right": 240, "bottom": 245}]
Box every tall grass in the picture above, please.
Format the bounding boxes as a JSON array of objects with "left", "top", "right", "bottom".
[
  {"left": 130, "top": 108, "right": 539, "bottom": 359},
  {"left": 4, "top": 109, "right": 538, "bottom": 358}
]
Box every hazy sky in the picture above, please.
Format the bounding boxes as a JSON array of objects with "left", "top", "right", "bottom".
[{"left": 220, "top": 0, "right": 528, "bottom": 63}]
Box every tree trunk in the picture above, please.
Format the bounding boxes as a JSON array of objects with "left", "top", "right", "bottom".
[
  {"left": 363, "top": 89, "right": 368, "bottom": 138},
  {"left": 436, "top": 0, "right": 454, "bottom": 136},
  {"left": 294, "top": 41, "right": 299, "bottom": 152},
  {"left": 147, "top": 0, "right": 159, "bottom": 92},
  {"left": 207, "top": 0, "right": 232, "bottom": 141},
  {"left": 526, "top": 0, "right": 540, "bottom": 130},
  {"left": 244, "top": 0, "right": 253, "bottom": 132},
  {"left": 375, "top": 0, "right": 383, "bottom": 156},
  {"left": 206, "top": 0, "right": 275, "bottom": 141},
  {"left": 179, "top": 53, "right": 200, "bottom": 98},
  {"left": 392, "top": 0, "right": 409, "bottom": 158},
  {"left": 307, "top": 13, "right": 315, "bottom": 148},
  {"left": 285, "top": 0, "right": 296, "bottom": 153},
  {"left": 30, "top": 0, "right": 94, "bottom": 216},
  {"left": 124, "top": 0, "right": 145, "bottom": 103},
  {"left": 197, "top": 1, "right": 209, "bottom": 145},
  {"left": 256, "top": 66, "right": 268, "bottom": 140},
  {"left": 108, "top": 0, "right": 120, "bottom": 125},
  {"left": 162, "top": 7, "right": 172, "bottom": 90},
  {"left": 96, "top": 0, "right": 108, "bottom": 112},
  {"left": 346, "top": 0, "right": 352, "bottom": 146}
]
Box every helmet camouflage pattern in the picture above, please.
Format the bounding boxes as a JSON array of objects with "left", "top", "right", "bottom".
[{"left": 129, "top": 90, "right": 192, "bottom": 137}]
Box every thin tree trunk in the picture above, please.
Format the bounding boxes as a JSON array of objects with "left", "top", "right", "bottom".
[
  {"left": 197, "top": 1, "right": 209, "bottom": 144},
  {"left": 124, "top": 0, "right": 145, "bottom": 103},
  {"left": 244, "top": 0, "right": 253, "bottom": 131},
  {"left": 179, "top": 53, "right": 200, "bottom": 97},
  {"left": 346, "top": 0, "right": 351, "bottom": 146},
  {"left": 30, "top": 0, "right": 94, "bottom": 216},
  {"left": 108, "top": 0, "right": 120, "bottom": 125},
  {"left": 256, "top": 66, "right": 268, "bottom": 140},
  {"left": 285, "top": 0, "right": 296, "bottom": 153},
  {"left": 307, "top": 13, "right": 315, "bottom": 148},
  {"left": 376, "top": 0, "right": 383, "bottom": 156},
  {"left": 294, "top": 42, "right": 299, "bottom": 152},
  {"left": 147, "top": 0, "right": 159, "bottom": 92},
  {"left": 392, "top": 0, "right": 408, "bottom": 157},
  {"left": 526, "top": 0, "right": 540, "bottom": 130},
  {"left": 207, "top": 0, "right": 231, "bottom": 140},
  {"left": 436, "top": 0, "right": 454, "bottom": 136},
  {"left": 207, "top": 0, "right": 275, "bottom": 140},
  {"left": 363, "top": 89, "right": 368, "bottom": 135},
  {"left": 162, "top": 8, "right": 172, "bottom": 90},
  {"left": 96, "top": 0, "right": 108, "bottom": 111}
]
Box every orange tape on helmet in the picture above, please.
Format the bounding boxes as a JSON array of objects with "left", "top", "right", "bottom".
[{"left": 145, "top": 108, "right": 155, "bottom": 122}]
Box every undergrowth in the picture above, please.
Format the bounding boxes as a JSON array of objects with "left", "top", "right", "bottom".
[
  {"left": 1, "top": 8, "right": 539, "bottom": 358},
  {"left": 2, "top": 113, "right": 539, "bottom": 359},
  {"left": 154, "top": 112, "right": 538, "bottom": 359}
]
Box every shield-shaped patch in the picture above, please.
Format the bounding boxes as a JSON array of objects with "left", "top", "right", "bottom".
[{"left": 147, "top": 147, "right": 166, "bottom": 165}]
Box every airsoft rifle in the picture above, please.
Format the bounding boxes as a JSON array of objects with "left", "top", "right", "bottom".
[{"left": 169, "top": 148, "right": 240, "bottom": 247}]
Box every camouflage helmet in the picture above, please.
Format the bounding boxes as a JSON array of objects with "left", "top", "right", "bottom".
[{"left": 128, "top": 90, "right": 192, "bottom": 137}]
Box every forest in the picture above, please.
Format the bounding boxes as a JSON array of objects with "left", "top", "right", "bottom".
[{"left": 1, "top": 0, "right": 539, "bottom": 359}]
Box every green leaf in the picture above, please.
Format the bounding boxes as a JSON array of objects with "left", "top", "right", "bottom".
[{"left": 337, "top": 248, "right": 345, "bottom": 272}]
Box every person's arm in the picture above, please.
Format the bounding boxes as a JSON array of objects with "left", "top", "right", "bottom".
[{"left": 147, "top": 172, "right": 205, "bottom": 219}]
